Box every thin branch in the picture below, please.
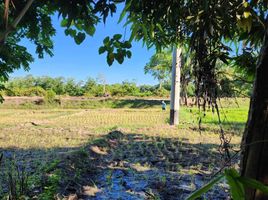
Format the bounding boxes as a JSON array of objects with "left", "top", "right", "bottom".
[
  {"left": 217, "top": 71, "right": 253, "bottom": 84},
  {"left": 0, "top": 0, "right": 35, "bottom": 43},
  {"left": 10, "top": 0, "right": 15, "bottom": 9},
  {"left": 250, "top": 8, "right": 266, "bottom": 31},
  {"left": 230, "top": 89, "right": 250, "bottom": 98},
  {"left": 13, "top": 0, "right": 34, "bottom": 28},
  {"left": 4, "top": 0, "right": 10, "bottom": 29}
]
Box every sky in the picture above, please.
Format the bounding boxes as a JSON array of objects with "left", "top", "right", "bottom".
[{"left": 12, "top": 8, "right": 157, "bottom": 85}]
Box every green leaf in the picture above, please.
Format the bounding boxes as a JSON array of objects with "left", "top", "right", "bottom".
[
  {"left": 67, "top": 29, "right": 77, "bottom": 37},
  {"left": 238, "top": 176, "right": 268, "bottom": 194},
  {"left": 85, "top": 26, "right": 96, "bottom": 36},
  {"left": 225, "top": 169, "right": 245, "bottom": 200},
  {"left": 198, "top": 10, "right": 204, "bottom": 15},
  {"left": 60, "top": 19, "right": 68, "bottom": 27},
  {"left": 126, "top": 50, "right": 132, "bottom": 58},
  {"left": 156, "top": 23, "right": 163, "bottom": 32},
  {"left": 243, "top": 11, "right": 251, "bottom": 19},
  {"left": 118, "top": 9, "right": 127, "bottom": 24},
  {"left": 113, "top": 34, "right": 122, "bottom": 40},
  {"left": 187, "top": 174, "right": 224, "bottom": 200},
  {"left": 98, "top": 46, "right": 106, "bottom": 54},
  {"left": 108, "top": 52, "right": 115, "bottom": 60},
  {"left": 122, "top": 41, "right": 132, "bottom": 48},
  {"left": 186, "top": 15, "right": 195, "bottom": 20},
  {"left": 243, "top": 2, "right": 249, "bottom": 8},
  {"left": 115, "top": 53, "right": 124, "bottom": 64},
  {"left": 64, "top": 29, "right": 70, "bottom": 36},
  {"left": 75, "top": 23, "right": 83, "bottom": 31},
  {"left": 118, "top": 1, "right": 131, "bottom": 23},
  {"left": 129, "top": 24, "right": 139, "bottom": 42},
  {"left": 141, "top": 24, "right": 148, "bottom": 41},
  {"left": 114, "top": 41, "right": 121, "bottom": 48},
  {"left": 64, "top": 29, "right": 77, "bottom": 37},
  {"left": 107, "top": 53, "right": 114, "bottom": 66},
  {"left": 103, "top": 36, "right": 110, "bottom": 45},
  {"left": 74, "top": 32, "right": 86, "bottom": 45}
]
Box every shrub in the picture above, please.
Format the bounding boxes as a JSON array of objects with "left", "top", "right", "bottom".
[
  {"left": 5, "top": 87, "right": 47, "bottom": 97},
  {"left": 22, "top": 87, "right": 47, "bottom": 96},
  {"left": 153, "top": 88, "right": 169, "bottom": 97},
  {"left": 5, "top": 87, "right": 21, "bottom": 96},
  {"left": 44, "top": 90, "right": 56, "bottom": 104}
]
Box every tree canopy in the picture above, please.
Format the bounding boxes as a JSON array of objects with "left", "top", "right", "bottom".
[
  {"left": 0, "top": 0, "right": 128, "bottom": 84},
  {"left": 121, "top": 0, "right": 265, "bottom": 103},
  {"left": 144, "top": 49, "right": 172, "bottom": 89}
]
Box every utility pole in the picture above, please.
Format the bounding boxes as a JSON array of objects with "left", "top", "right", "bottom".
[{"left": 170, "top": 47, "right": 181, "bottom": 125}]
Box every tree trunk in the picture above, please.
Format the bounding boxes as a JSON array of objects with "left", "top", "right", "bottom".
[
  {"left": 184, "top": 92, "right": 188, "bottom": 106},
  {"left": 159, "top": 80, "right": 162, "bottom": 90},
  {"left": 241, "top": 37, "right": 268, "bottom": 200},
  {"left": 170, "top": 47, "right": 181, "bottom": 125}
]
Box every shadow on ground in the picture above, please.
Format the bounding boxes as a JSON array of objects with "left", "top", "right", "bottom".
[
  {"left": 195, "top": 121, "right": 245, "bottom": 137},
  {"left": 0, "top": 130, "right": 233, "bottom": 200},
  {"left": 111, "top": 99, "right": 170, "bottom": 109}
]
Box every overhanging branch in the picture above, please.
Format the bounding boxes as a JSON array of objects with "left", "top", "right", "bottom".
[{"left": 0, "top": 0, "right": 34, "bottom": 43}]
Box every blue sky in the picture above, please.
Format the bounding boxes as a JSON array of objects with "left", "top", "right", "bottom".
[{"left": 13, "top": 9, "right": 157, "bottom": 85}]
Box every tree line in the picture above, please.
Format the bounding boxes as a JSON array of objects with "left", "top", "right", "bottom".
[
  {"left": 1, "top": 75, "right": 170, "bottom": 97},
  {"left": 1, "top": 71, "right": 251, "bottom": 99}
]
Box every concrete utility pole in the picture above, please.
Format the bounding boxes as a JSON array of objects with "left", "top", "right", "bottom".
[{"left": 170, "top": 47, "right": 182, "bottom": 125}]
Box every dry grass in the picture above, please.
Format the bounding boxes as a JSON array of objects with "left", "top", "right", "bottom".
[{"left": 0, "top": 107, "right": 244, "bottom": 151}]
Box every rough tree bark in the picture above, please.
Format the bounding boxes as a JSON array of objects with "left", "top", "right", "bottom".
[
  {"left": 170, "top": 47, "right": 181, "bottom": 125},
  {"left": 241, "top": 34, "right": 268, "bottom": 200}
]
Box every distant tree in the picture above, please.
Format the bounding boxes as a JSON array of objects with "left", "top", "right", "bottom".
[
  {"left": 139, "top": 84, "right": 154, "bottom": 96},
  {"left": 122, "top": 81, "right": 139, "bottom": 96},
  {"left": 216, "top": 62, "right": 253, "bottom": 98},
  {"left": 96, "top": 74, "right": 107, "bottom": 95},
  {"left": 52, "top": 77, "right": 66, "bottom": 95},
  {"left": 83, "top": 77, "right": 97, "bottom": 95},
  {"left": 65, "top": 78, "right": 83, "bottom": 96},
  {"left": 109, "top": 83, "right": 125, "bottom": 96},
  {"left": 144, "top": 50, "right": 172, "bottom": 89},
  {"left": 35, "top": 76, "right": 65, "bottom": 95},
  {"left": 145, "top": 47, "right": 193, "bottom": 105}
]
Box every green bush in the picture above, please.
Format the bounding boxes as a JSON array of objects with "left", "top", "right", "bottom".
[
  {"left": 0, "top": 89, "right": 6, "bottom": 97},
  {"left": 44, "top": 90, "right": 56, "bottom": 104},
  {"left": 110, "top": 86, "right": 125, "bottom": 97},
  {"left": 83, "top": 92, "right": 94, "bottom": 97},
  {"left": 22, "top": 87, "right": 47, "bottom": 96},
  {"left": 153, "top": 88, "right": 169, "bottom": 97},
  {"left": 186, "top": 83, "right": 195, "bottom": 97},
  {"left": 5, "top": 87, "right": 21, "bottom": 96},
  {"left": 5, "top": 87, "right": 47, "bottom": 97}
]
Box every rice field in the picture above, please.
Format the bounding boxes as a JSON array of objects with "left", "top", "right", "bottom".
[{"left": 0, "top": 97, "right": 249, "bottom": 199}]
